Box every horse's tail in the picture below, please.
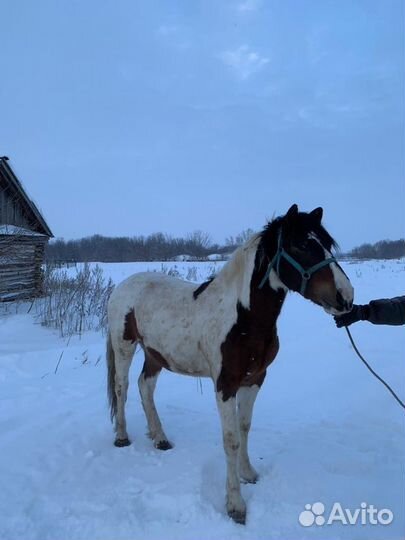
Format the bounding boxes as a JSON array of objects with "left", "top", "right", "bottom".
[{"left": 106, "top": 331, "right": 117, "bottom": 423}]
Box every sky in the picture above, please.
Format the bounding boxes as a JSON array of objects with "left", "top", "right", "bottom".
[{"left": 1, "top": 0, "right": 404, "bottom": 250}]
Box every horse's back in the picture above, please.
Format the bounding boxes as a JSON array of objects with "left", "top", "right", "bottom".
[
  {"left": 110, "top": 271, "right": 194, "bottom": 308},
  {"left": 107, "top": 272, "right": 211, "bottom": 374}
]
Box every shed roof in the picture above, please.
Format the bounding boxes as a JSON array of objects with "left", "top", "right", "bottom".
[
  {"left": 0, "top": 157, "right": 53, "bottom": 237},
  {"left": 0, "top": 224, "right": 48, "bottom": 236}
]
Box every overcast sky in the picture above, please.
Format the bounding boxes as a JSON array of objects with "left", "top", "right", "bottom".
[{"left": 1, "top": 0, "right": 404, "bottom": 249}]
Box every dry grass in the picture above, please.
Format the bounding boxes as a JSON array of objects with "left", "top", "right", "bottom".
[{"left": 35, "top": 263, "right": 114, "bottom": 337}]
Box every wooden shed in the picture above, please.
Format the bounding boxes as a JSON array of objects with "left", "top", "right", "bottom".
[{"left": 0, "top": 157, "right": 53, "bottom": 301}]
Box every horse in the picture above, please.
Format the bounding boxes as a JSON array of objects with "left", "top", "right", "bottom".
[{"left": 106, "top": 204, "right": 353, "bottom": 525}]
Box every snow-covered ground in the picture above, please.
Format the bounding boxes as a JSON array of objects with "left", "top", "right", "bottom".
[{"left": 0, "top": 259, "right": 404, "bottom": 540}]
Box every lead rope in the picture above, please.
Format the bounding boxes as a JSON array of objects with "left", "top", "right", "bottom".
[{"left": 345, "top": 326, "right": 405, "bottom": 411}]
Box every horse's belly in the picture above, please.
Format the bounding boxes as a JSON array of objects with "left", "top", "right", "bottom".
[
  {"left": 146, "top": 340, "right": 211, "bottom": 377},
  {"left": 152, "top": 350, "right": 210, "bottom": 377},
  {"left": 168, "top": 358, "right": 210, "bottom": 377}
]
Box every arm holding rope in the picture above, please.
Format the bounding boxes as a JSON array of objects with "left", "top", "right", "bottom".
[{"left": 334, "top": 296, "right": 405, "bottom": 327}]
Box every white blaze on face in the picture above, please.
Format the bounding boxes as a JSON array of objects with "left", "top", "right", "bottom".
[
  {"left": 309, "top": 233, "right": 354, "bottom": 312},
  {"left": 329, "top": 260, "right": 354, "bottom": 306}
]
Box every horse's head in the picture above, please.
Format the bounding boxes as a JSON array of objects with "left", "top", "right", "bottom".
[{"left": 259, "top": 204, "right": 353, "bottom": 315}]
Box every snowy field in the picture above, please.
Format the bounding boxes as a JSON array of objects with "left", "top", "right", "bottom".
[{"left": 0, "top": 259, "right": 404, "bottom": 540}]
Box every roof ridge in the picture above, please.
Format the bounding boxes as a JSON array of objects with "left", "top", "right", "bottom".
[{"left": 0, "top": 158, "right": 53, "bottom": 237}]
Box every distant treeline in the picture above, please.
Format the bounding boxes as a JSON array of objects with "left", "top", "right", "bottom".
[
  {"left": 45, "top": 231, "right": 229, "bottom": 262},
  {"left": 45, "top": 232, "right": 405, "bottom": 263},
  {"left": 346, "top": 239, "right": 405, "bottom": 259}
]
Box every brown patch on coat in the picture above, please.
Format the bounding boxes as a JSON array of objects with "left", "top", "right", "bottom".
[
  {"left": 123, "top": 308, "right": 142, "bottom": 343},
  {"left": 193, "top": 277, "right": 215, "bottom": 299},
  {"left": 217, "top": 253, "right": 287, "bottom": 401},
  {"left": 142, "top": 347, "right": 172, "bottom": 378}
]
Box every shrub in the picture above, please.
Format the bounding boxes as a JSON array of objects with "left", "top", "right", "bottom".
[{"left": 35, "top": 263, "right": 114, "bottom": 337}]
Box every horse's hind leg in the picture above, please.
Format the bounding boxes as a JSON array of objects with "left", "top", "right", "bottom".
[
  {"left": 113, "top": 342, "right": 135, "bottom": 447},
  {"left": 138, "top": 353, "right": 172, "bottom": 450}
]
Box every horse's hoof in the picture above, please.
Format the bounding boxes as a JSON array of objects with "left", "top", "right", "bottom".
[
  {"left": 241, "top": 476, "right": 258, "bottom": 485},
  {"left": 155, "top": 440, "right": 173, "bottom": 451},
  {"left": 228, "top": 509, "right": 246, "bottom": 525},
  {"left": 241, "top": 472, "right": 259, "bottom": 484},
  {"left": 114, "top": 437, "right": 131, "bottom": 447}
]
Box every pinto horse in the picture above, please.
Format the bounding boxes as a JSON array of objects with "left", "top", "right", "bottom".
[{"left": 106, "top": 204, "right": 353, "bottom": 524}]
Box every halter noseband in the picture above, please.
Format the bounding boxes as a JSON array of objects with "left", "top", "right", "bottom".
[{"left": 258, "top": 230, "right": 337, "bottom": 295}]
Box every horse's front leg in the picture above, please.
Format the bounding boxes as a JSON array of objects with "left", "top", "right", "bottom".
[
  {"left": 237, "top": 376, "right": 265, "bottom": 483},
  {"left": 215, "top": 391, "right": 246, "bottom": 525}
]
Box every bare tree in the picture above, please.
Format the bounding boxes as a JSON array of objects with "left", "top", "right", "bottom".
[{"left": 226, "top": 228, "right": 255, "bottom": 248}]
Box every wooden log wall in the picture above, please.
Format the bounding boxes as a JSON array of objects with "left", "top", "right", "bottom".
[
  {"left": 0, "top": 178, "right": 33, "bottom": 231},
  {"left": 0, "top": 234, "right": 48, "bottom": 301}
]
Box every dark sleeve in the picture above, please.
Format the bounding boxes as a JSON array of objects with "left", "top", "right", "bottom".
[{"left": 366, "top": 296, "right": 405, "bottom": 326}]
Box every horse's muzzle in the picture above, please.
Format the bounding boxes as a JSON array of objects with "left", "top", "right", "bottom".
[{"left": 322, "top": 303, "right": 353, "bottom": 316}]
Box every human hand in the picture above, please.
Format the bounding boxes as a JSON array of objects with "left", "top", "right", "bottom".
[{"left": 334, "top": 305, "right": 368, "bottom": 328}]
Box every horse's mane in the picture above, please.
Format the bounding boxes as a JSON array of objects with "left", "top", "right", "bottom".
[
  {"left": 193, "top": 276, "right": 215, "bottom": 299},
  {"left": 258, "top": 214, "right": 339, "bottom": 253},
  {"left": 193, "top": 234, "right": 261, "bottom": 300}
]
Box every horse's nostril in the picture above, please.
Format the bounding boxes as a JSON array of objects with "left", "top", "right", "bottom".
[
  {"left": 336, "top": 291, "right": 345, "bottom": 310},
  {"left": 341, "top": 300, "right": 352, "bottom": 312},
  {"left": 336, "top": 291, "right": 353, "bottom": 312}
]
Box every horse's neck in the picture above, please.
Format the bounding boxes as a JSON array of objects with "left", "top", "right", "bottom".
[
  {"left": 214, "top": 234, "right": 287, "bottom": 328},
  {"left": 214, "top": 235, "right": 261, "bottom": 309}
]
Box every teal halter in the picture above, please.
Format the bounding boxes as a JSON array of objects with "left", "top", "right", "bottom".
[{"left": 259, "top": 230, "right": 338, "bottom": 295}]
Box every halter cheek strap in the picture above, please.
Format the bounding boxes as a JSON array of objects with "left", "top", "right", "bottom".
[{"left": 259, "top": 231, "right": 337, "bottom": 295}]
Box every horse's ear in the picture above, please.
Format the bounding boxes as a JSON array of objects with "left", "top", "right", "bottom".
[
  {"left": 310, "top": 207, "right": 323, "bottom": 223},
  {"left": 285, "top": 204, "right": 298, "bottom": 220}
]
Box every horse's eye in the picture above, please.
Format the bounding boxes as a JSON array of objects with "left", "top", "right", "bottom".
[{"left": 297, "top": 240, "right": 309, "bottom": 250}]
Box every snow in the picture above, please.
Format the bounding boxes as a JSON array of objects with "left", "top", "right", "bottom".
[
  {"left": 172, "top": 255, "right": 193, "bottom": 262},
  {"left": 0, "top": 259, "right": 404, "bottom": 540},
  {"left": 0, "top": 224, "right": 46, "bottom": 236}
]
